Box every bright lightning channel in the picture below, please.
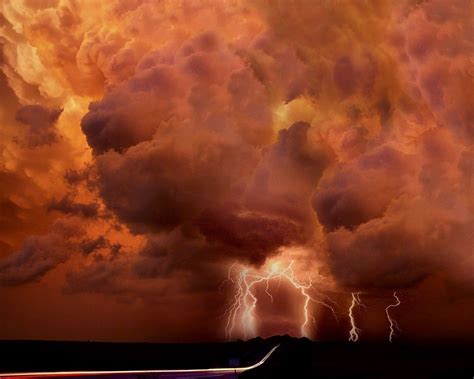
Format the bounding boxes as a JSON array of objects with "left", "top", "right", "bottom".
[
  {"left": 223, "top": 261, "right": 337, "bottom": 340},
  {"left": 348, "top": 292, "right": 364, "bottom": 342},
  {"left": 385, "top": 291, "right": 401, "bottom": 342}
]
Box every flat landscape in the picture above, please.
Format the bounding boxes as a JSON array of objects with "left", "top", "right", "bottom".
[{"left": 1, "top": 336, "right": 473, "bottom": 379}]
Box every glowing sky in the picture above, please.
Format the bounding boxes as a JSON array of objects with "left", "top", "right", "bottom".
[{"left": 0, "top": 0, "right": 473, "bottom": 342}]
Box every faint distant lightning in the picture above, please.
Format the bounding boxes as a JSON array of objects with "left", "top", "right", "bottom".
[
  {"left": 348, "top": 292, "right": 364, "bottom": 342},
  {"left": 223, "top": 261, "right": 337, "bottom": 340},
  {"left": 385, "top": 291, "right": 401, "bottom": 342}
]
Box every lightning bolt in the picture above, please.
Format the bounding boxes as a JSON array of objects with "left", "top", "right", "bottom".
[
  {"left": 385, "top": 291, "right": 401, "bottom": 342},
  {"left": 223, "top": 260, "right": 337, "bottom": 340},
  {"left": 348, "top": 292, "right": 364, "bottom": 342}
]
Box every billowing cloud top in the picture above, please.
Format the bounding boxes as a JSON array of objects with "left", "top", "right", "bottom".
[{"left": 0, "top": 0, "right": 473, "bottom": 342}]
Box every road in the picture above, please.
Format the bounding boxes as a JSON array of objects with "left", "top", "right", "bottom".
[{"left": 0, "top": 345, "right": 279, "bottom": 379}]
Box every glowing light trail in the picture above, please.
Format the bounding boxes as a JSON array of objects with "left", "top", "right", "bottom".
[
  {"left": 223, "top": 261, "right": 337, "bottom": 340},
  {"left": 0, "top": 345, "right": 280, "bottom": 378}
]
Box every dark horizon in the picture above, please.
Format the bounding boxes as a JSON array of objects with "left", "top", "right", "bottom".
[{"left": 1, "top": 336, "right": 473, "bottom": 378}]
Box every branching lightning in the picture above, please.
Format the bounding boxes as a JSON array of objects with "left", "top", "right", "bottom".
[
  {"left": 223, "top": 265, "right": 403, "bottom": 342},
  {"left": 222, "top": 260, "right": 337, "bottom": 340},
  {"left": 385, "top": 291, "right": 401, "bottom": 342},
  {"left": 348, "top": 292, "right": 365, "bottom": 342}
]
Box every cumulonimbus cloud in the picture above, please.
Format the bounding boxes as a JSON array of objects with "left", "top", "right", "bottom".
[{"left": 0, "top": 0, "right": 472, "bottom": 340}]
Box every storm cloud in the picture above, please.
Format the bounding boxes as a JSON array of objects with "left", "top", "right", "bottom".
[{"left": 0, "top": 0, "right": 472, "bottom": 341}]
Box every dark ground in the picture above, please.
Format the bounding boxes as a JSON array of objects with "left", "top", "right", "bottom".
[{"left": 0, "top": 336, "right": 473, "bottom": 378}]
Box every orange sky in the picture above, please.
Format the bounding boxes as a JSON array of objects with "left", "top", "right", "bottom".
[{"left": 0, "top": 0, "right": 473, "bottom": 342}]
